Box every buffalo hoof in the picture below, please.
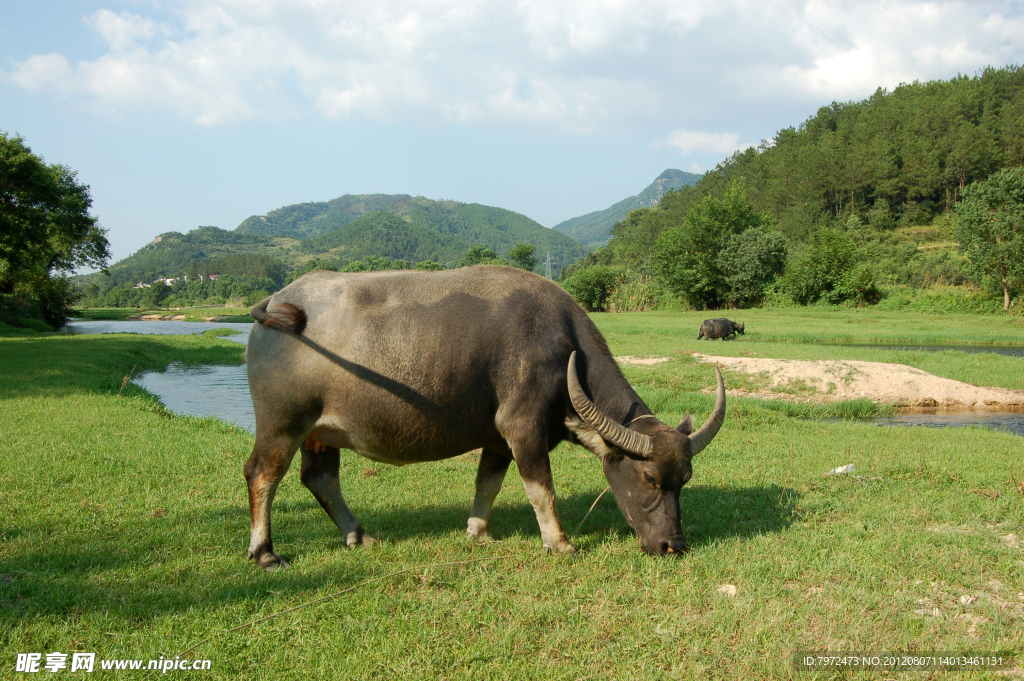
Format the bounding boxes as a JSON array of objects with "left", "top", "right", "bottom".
[
  {"left": 466, "top": 517, "right": 497, "bottom": 543},
  {"left": 249, "top": 548, "right": 288, "bottom": 570},
  {"left": 345, "top": 529, "right": 378, "bottom": 548},
  {"left": 543, "top": 541, "right": 578, "bottom": 555}
]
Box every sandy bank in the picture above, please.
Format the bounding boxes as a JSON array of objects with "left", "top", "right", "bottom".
[{"left": 692, "top": 354, "right": 1024, "bottom": 410}]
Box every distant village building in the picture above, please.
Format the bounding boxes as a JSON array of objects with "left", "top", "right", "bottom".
[{"left": 208, "top": 274, "right": 220, "bottom": 281}]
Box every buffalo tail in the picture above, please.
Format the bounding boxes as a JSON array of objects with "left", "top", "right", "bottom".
[{"left": 251, "top": 298, "right": 307, "bottom": 335}]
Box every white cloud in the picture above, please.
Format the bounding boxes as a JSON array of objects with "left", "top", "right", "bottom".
[
  {"left": 1, "top": 1, "right": 1022, "bottom": 130},
  {"left": 661, "top": 129, "right": 752, "bottom": 156}
]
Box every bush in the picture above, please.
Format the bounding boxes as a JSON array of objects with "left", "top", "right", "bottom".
[{"left": 561, "top": 266, "right": 622, "bottom": 312}]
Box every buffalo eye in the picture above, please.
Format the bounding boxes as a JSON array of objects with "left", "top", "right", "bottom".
[{"left": 643, "top": 471, "right": 656, "bottom": 486}]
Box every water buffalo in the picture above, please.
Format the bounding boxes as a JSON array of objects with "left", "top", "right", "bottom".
[
  {"left": 245, "top": 266, "right": 725, "bottom": 568},
  {"left": 697, "top": 318, "right": 744, "bottom": 340}
]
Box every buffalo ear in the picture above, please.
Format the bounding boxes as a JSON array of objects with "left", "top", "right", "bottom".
[{"left": 676, "top": 414, "right": 693, "bottom": 435}]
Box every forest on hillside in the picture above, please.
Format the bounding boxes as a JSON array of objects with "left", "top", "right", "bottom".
[{"left": 561, "top": 66, "right": 1024, "bottom": 315}]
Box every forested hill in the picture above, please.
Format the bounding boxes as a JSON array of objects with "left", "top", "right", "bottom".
[
  {"left": 100, "top": 227, "right": 282, "bottom": 286},
  {"left": 553, "top": 169, "right": 701, "bottom": 248},
  {"left": 684, "top": 65, "right": 1024, "bottom": 238},
  {"left": 234, "top": 194, "right": 409, "bottom": 239},
  {"left": 96, "top": 195, "right": 587, "bottom": 286},
  {"left": 559, "top": 65, "right": 1024, "bottom": 314}
]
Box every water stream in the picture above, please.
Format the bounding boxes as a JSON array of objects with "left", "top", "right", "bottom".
[
  {"left": 824, "top": 411, "right": 1024, "bottom": 438},
  {"left": 834, "top": 342, "right": 1024, "bottom": 357},
  {"left": 60, "top": 319, "right": 253, "bottom": 344}
]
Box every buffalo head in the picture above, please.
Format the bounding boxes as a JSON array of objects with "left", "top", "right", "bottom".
[{"left": 566, "top": 352, "right": 725, "bottom": 555}]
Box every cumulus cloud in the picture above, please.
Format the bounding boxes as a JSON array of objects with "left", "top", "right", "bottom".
[
  {"left": 1, "top": 0, "right": 1022, "bottom": 133},
  {"left": 661, "top": 130, "right": 753, "bottom": 156}
]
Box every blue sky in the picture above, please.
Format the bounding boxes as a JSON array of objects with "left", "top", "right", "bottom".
[{"left": 3, "top": 1, "right": 1024, "bottom": 263}]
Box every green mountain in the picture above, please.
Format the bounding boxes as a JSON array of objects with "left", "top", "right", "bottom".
[
  {"left": 553, "top": 169, "right": 701, "bottom": 248},
  {"left": 97, "top": 194, "right": 587, "bottom": 286},
  {"left": 101, "top": 227, "right": 285, "bottom": 286},
  {"left": 235, "top": 194, "right": 409, "bottom": 239},
  {"left": 294, "top": 196, "right": 586, "bottom": 269}
]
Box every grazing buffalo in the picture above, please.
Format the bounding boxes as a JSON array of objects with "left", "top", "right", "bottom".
[
  {"left": 697, "top": 318, "right": 745, "bottom": 340},
  {"left": 245, "top": 266, "right": 726, "bottom": 568}
]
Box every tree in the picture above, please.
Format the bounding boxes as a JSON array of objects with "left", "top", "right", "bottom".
[
  {"left": 508, "top": 242, "right": 537, "bottom": 271},
  {"left": 415, "top": 261, "right": 445, "bottom": 271},
  {"left": 140, "top": 281, "right": 170, "bottom": 309},
  {"left": 343, "top": 255, "right": 409, "bottom": 272},
  {"left": 1, "top": 132, "right": 109, "bottom": 326},
  {"left": 458, "top": 245, "right": 508, "bottom": 268},
  {"left": 955, "top": 166, "right": 1024, "bottom": 311},
  {"left": 651, "top": 181, "right": 773, "bottom": 308}
]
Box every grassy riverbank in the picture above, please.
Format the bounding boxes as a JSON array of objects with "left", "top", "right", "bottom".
[{"left": 1, "top": 310, "right": 1021, "bottom": 679}]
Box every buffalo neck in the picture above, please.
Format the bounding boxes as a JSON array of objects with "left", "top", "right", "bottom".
[{"left": 578, "top": 347, "right": 652, "bottom": 427}]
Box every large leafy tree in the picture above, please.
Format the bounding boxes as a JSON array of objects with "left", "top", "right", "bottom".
[
  {"left": 651, "top": 181, "right": 778, "bottom": 308},
  {"left": 717, "top": 227, "right": 789, "bottom": 307},
  {"left": 955, "top": 166, "right": 1024, "bottom": 311},
  {"left": 0, "top": 132, "right": 109, "bottom": 326}
]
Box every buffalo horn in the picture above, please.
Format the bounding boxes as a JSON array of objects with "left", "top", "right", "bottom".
[
  {"left": 567, "top": 351, "right": 654, "bottom": 457},
  {"left": 688, "top": 366, "right": 726, "bottom": 456}
]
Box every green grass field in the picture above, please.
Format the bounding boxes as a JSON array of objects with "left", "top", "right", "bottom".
[{"left": 1, "top": 309, "right": 1021, "bottom": 679}]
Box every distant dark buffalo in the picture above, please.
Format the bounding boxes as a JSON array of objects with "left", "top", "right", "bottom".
[
  {"left": 244, "top": 266, "right": 726, "bottom": 568},
  {"left": 697, "top": 318, "right": 745, "bottom": 340}
]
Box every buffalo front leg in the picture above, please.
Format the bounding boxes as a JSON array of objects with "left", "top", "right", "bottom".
[
  {"left": 512, "top": 440, "right": 577, "bottom": 555},
  {"left": 243, "top": 435, "right": 297, "bottom": 569},
  {"left": 299, "top": 443, "right": 377, "bottom": 548},
  {"left": 467, "top": 447, "right": 512, "bottom": 543}
]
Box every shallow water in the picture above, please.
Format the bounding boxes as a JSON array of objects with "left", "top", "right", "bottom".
[
  {"left": 835, "top": 343, "right": 1024, "bottom": 357},
  {"left": 132, "top": 363, "right": 254, "bottom": 432},
  {"left": 60, "top": 319, "right": 253, "bottom": 344},
  {"left": 824, "top": 411, "right": 1024, "bottom": 438}
]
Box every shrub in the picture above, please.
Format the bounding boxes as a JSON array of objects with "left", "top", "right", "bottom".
[{"left": 561, "top": 266, "right": 622, "bottom": 312}]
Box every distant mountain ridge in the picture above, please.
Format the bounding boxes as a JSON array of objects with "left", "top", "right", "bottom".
[
  {"left": 235, "top": 194, "right": 410, "bottom": 239},
  {"left": 99, "top": 194, "right": 587, "bottom": 285},
  {"left": 553, "top": 169, "right": 701, "bottom": 248}
]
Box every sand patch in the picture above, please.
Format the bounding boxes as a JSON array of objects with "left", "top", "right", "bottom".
[
  {"left": 616, "top": 356, "right": 670, "bottom": 365},
  {"left": 694, "top": 354, "right": 1024, "bottom": 409}
]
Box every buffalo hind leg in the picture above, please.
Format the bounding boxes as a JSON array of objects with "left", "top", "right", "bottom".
[
  {"left": 299, "top": 443, "right": 377, "bottom": 548},
  {"left": 467, "top": 446, "right": 513, "bottom": 542},
  {"left": 511, "top": 437, "right": 576, "bottom": 555},
  {"left": 244, "top": 434, "right": 297, "bottom": 569}
]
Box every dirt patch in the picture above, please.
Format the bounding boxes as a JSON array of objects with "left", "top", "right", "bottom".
[
  {"left": 694, "top": 354, "right": 1024, "bottom": 409},
  {"left": 616, "top": 356, "right": 670, "bottom": 365}
]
